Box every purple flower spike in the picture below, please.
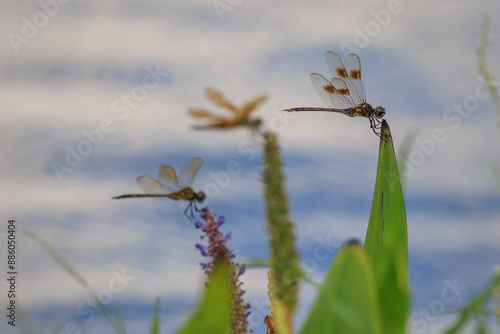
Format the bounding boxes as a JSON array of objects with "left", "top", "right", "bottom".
[
  {"left": 217, "top": 215, "right": 225, "bottom": 226},
  {"left": 237, "top": 266, "right": 246, "bottom": 277},
  {"left": 194, "top": 207, "right": 250, "bottom": 333},
  {"left": 195, "top": 243, "right": 209, "bottom": 256},
  {"left": 194, "top": 221, "right": 205, "bottom": 229}
]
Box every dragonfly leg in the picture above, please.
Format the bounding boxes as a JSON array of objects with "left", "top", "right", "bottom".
[
  {"left": 371, "top": 117, "right": 382, "bottom": 129},
  {"left": 183, "top": 201, "right": 198, "bottom": 223},
  {"left": 369, "top": 117, "right": 385, "bottom": 142}
]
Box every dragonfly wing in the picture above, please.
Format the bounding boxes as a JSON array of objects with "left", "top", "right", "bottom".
[
  {"left": 310, "top": 74, "right": 356, "bottom": 109},
  {"left": 326, "top": 51, "right": 348, "bottom": 79},
  {"left": 189, "top": 108, "right": 217, "bottom": 119},
  {"left": 178, "top": 157, "right": 203, "bottom": 188},
  {"left": 157, "top": 165, "right": 183, "bottom": 192},
  {"left": 189, "top": 108, "right": 227, "bottom": 127},
  {"left": 329, "top": 78, "right": 358, "bottom": 109},
  {"left": 137, "top": 176, "right": 171, "bottom": 194},
  {"left": 342, "top": 54, "right": 366, "bottom": 105},
  {"left": 240, "top": 94, "right": 267, "bottom": 117},
  {"left": 206, "top": 87, "right": 240, "bottom": 115},
  {"left": 310, "top": 73, "right": 336, "bottom": 107}
]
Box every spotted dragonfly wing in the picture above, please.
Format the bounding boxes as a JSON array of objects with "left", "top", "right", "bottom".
[
  {"left": 326, "top": 51, "right": 347, "bottom": 80},
  {"left": 310, "top": 73, "right": 356, "bottom": 109},
  {"left": 310, "top": 73, "right": 334, "bottom": 107},
  {"left": 328, "top": 77, "right": 358, "bottom": 109},
  {"left": 326, "top": 52, "right": 366, "bottom": 105},
  {"left": 178, "top": 157, "right": 203, "bottom": 188},
  {"left": 310, "top": 73, "right": 352, "bottom": 109},
  {"left": 136, "top": 175, "right": 173, "bottom": 194},
  {"left": 339, "top": 53, "right": 366, "bottom": 105}
]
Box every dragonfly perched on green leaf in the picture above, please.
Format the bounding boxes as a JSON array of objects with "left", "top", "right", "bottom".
[{"left": 284, "top": 51, "right": 385, "bottom": 136}]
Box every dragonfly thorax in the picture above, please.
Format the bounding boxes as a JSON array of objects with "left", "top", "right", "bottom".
[
  {"left": 352, "top": 103, "right": 385, "bottom": 119},
  {"left": 351, "top": 103, "right": 373, "bottom": 117},
  {"left": 175, "top": 187, "right": 206, "bottom": 203}
]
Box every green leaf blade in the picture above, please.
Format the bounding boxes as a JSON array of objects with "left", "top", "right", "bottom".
[
  {"left": 299, "top": 240, "right": 382, "bottom": 334},
  {"left": 149, "top": 298, "right": 161, "bottom": 334},
  {"left": 364, "top": 121, "right": 409, "bottom": 334},
  {"left": 177, "top": 260, "right": 232, "bottom": 334}
]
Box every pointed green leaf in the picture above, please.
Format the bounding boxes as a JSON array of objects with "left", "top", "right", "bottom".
[
  {"left": 299, "top": 240, "right": 382, "bottom": 334},
  {"left": 364, "top": 121, "right": 409, "bottom": 334},
  {"left": 149, "top": 298, "right": 161, "bottom": 334},
  {"left": 177, "top": 261, "right": 232, "bottom": 334}
]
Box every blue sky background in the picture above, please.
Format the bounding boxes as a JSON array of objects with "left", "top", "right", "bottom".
[{"left": 1, "top": 0, "right": 500, "bottom": 333}]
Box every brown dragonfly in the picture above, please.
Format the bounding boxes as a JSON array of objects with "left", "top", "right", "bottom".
[
  {"left": 113, "top": 157, "right": 206, "bottom": 218},
  {"left": 189, "top": 87, "right": 267, "bottom": 131},
  {"left": 284, "top": 51, "right": 385, "bottom": 136}
]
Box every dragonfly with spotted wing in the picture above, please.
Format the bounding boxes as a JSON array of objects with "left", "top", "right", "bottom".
[{"left": 284, "top": 51, "right": 385, "bottom": 136}]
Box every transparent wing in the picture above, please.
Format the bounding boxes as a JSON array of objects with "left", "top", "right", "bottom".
[
  {"left": 157, "top": 165, "right": 183, "bottom": 192},
  {"left": 310, "top": 73, "right": 335, "bottom": 107},
  {"left": 310, "top": 73, "right": 356, "bottom": 109},
  {"left": 326, "top": 52, "right": 366, "bottom": 105},
  {"left": 136, "top": 176, "right": 172, "bottom": 194},
  {"left": 328, "top": 78, "right": 358, "bottom": 109},
  {"left": 341, "top": 53, "right": 366, "bottom": 105},
  {"left": 178, "top": 157, "right": 203, "bottom": 188},
  {"left": 326, "top": 51, "right": 347, "bottom": 79}
]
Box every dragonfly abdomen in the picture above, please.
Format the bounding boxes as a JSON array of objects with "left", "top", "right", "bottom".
[
  {"left": 285, "top": 107, "right": 350, "bottom": 112},
  {"left": 112, "top": 193, "right": 172, "bottom": 199}
]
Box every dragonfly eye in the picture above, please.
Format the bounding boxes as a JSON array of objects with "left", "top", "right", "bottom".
[{"left": 375, "top": 106, "right": 386, "bottom": 119}]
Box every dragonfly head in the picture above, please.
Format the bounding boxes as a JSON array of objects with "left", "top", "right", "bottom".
[
  {"left": 374, "top": 106, "right": 386, "bottom": 119},
  {"left": 194, "top": 191, "right": 207, "bottom": 203}
]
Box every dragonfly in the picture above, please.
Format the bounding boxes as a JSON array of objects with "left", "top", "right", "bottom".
[
  {"left": 113, "top": 157, "right": 206, "bottom": 219},
  {"left": 284, "top": 51, "right": 386, "bottom": 136},
  {"left": 189, "top": 87, "right": 267, "bottom": 131}
]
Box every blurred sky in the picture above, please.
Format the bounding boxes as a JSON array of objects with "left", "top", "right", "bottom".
[{"left": 1, "top": 0, "right": 500, "bottom": 333}]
